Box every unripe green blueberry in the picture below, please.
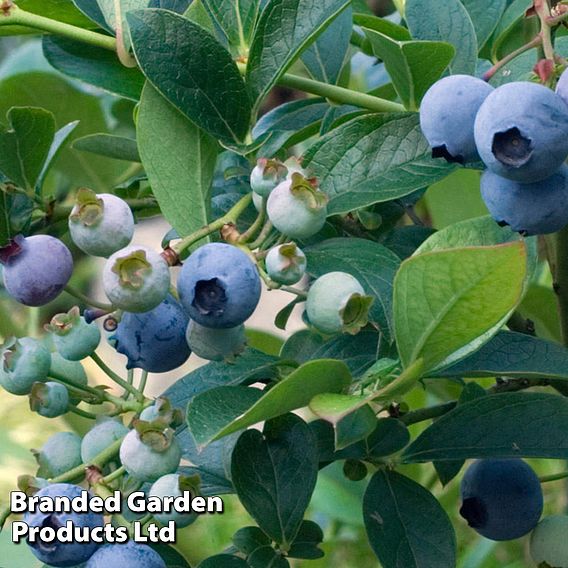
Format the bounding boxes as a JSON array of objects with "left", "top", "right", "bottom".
[
  {"left": 139, "top": 398, "right": 183, "bottom": 427},
  {"left": 250, "top": 158, "right": 287, "bottom": 197},
  {"left": 46, "top": 306, "right": 101, "bottom": 361},
  {"left": 29, "top": 381, "right": 69, "bottom": 418},
  {"left": 119, "top": 426, "right": 181, "bottom": 482},
  {"left": 186, "top": 320, "right": 246, "bottom": 362},
  {"left": 265, "top": 243, "right": 306, "bottom": 285},
  {"left": 34, "top": 432, "right": 82, "bottom": 478},
  {"left": 0, "top": 337, "right": 51, "bottom": 395},
  {"left": 103, "top": 245, "right": 170, "bottom": 312},
  {"left": 81, "top": 419, "right": 129, "bottom": 463},
  {"left": 69, "top": 188, "right": 135, "bottom": 257},
  {"left": 252, "top": 191, "right": 264, "bottom": 212},
  {"left": 306, "top": 272, "right": 373, "bottom": 335},
  {"left": 149, "top": 473, "right": 198, "bottom": 527},
  {"left": 266, "top": 173, "right": 328, "bottom": 239},
  {"left": 49, "top": 353, "right": 88, "bottom": 405},
  {"left": 530, "top": 515, "right": 568, "bottom": 567}
]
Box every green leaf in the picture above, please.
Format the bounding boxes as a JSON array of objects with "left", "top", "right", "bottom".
[
  {"left": 303, "top": 113, "right": 457, "bottom": 215},
  {"left": 248, "top": 547, "right": 290, "bottom": 568},
  {"left": 73, "top": 0, "right": 111, "bottom": 30},
  {"left": 287, "top": 520, "right": 324, "bottom": 559},
  {"left": 280, "top": 329, "right": 380, "bottom": 377},
  {"left": 151, "top": 543, "right": 192, "bottom": 567},
  {"left": 187, "top": 359, "right": 351, "bottom": 446},
  {"left": 42, "top": 36, "right": 145, "bottom": 100},
  {"left": 394, "top": 242, "right": 528, "bottom": 372},
  {"left": 246, "top": 0, "right": 351, "bottom": 112},
  {"left": 73, "top": 134, "right": 140, "bottom": 162},
  {"left": 491, "top": 0, "right": 533, "bottom": 60},
  {"left": 404, "top": 392, "right": 568, "bottom": 462},
  {"left": 128, "top": 9, "right": 251, "bottom": 144},
  {"left": 231, "top": 414, "right": 318, "bottom": 545},
  {"left": 433, "top": 331, "right": 568, "bottom": 380},
  {"left": 197, "top": 556, "right": 248, "bottom": 568},
  {"left": 365, "top": 417, "right": 410, "bottom": 458},
  {"left": 137, "top": 83, "right": 218, "bottom": 238},
  {"left": 301, "top": 5, "right": 352, "bottom": 85},
  {"left": 0, "top": 191, "right": 11, "bottom": 248},
  {"left": 0, "top": 107, "right": 55, "bottom": 190},
  {"left": 96, "top": 0, "right": 147, "bottom": 31},
  {"left": 363, "top": 470, "right": 457, "bottom": 568},
  {"left": 405, "top": 0, "right": 477, "bottom": 75},
  {"left": 461, "top": 0, "right": 507, "bottom": 48},
  {"left": 518, "top": 284, "right": 561, "bottom": 342},
  {"left": 335, "top": 405, "right": 377, "bottom": 450},
  {"left": 202, "top": 0, "right": 261, "bottom": 53},
  {"left": 361, "top": 27, "right": 455, "bottom": 110},
  {"left": 233, "top": 526, "right": 271, "bottom": 555},
  {"left": 305, "top": 238, "right": 401, "bottom": 341}
]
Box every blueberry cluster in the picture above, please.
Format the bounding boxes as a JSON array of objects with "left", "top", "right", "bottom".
[{"left": 420, "top": 73, "right": 568, "bottom": 235}]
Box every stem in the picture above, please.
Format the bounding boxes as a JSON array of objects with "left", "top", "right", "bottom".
[
  {"left": 64, "top": 285, "right": 113, "bottom": 311},
  {"left": 238, "top": 200, "right": 266, "bottom": 243},
  {"left": 68, "top": 405, "right": 99, "bottom": 420},
  {"left": 1, "top": 5, "right": 116, "bottom": 52},
  {"left": 102, "top": 465, "right": 126, "bottom": 485},
  {"left": 535, "top": 0, "right": 556, "bottom": 61},
  {"left": 483, "top": 35, "right": 542, "bottom": 81},
  {"left": 248, "top": 219, "right": 273, "bottom": 250},
  {"left": 171, "top": 193, "right": 252, "bottom": 255},
  {"left": 280, "top": 286, "right": 307, "bottom": 299},
  {"left": 122, "top": 369, "right": 134, "bottom": 400},
  {"left": 90, "top": 353, "right": 144, "bottom": 402},
  {"left": 138, "top": 370, "right": 148, "bottom": 395},
  {"left": 540, "top": 470, "right": 568, "bottom": 483}
]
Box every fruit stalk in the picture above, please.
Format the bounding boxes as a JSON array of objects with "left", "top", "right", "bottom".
[{"left": 90, "top": 352, "right": 145, "bottom": 402}]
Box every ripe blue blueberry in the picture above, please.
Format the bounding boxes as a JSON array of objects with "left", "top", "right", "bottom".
[
  {"left": 81, "top": 419, "right": 129, "bottom": 463},
  {"left": 178, "top": 243, "right": 261, "bottom": 329},
  {"left": 530, "top": 515, "right": 568, "bottom": 567},
  {"left": 474, "top": 81, "right": 568, "bottom": 183},
  {"left": 24, "top": 483, "right": 103, "bottom": 567},
  {"left": 266, "top": 173, "right": 328, "bottom": 239},
  {"left": 103, "top": 245, "right": 170, "bottom": 312},
  {"left": 265, "top": 242, "right": 306, "bottom": 285},
  {"left": 149, "top": 473, "right": 198, "bottom": 527},
  {"left": 0, "top": 235, "right": 73, "bottom": 306},
  {"left": 46, "top": 306, "right": 101, "bottom": 361},
  {"left": 119, "top": 426, "right": 181, "bottom": 482},
  {"left": 86, "top": 542, "right": 166, "bottom": 568},
  {"left": 68, "top": 188, "right": 135, "bottom": 258},
  {"left": 34, "top": 432, "right": 83, "bottom": 478},
  {"left": 111, "top": 294, "right": 191, "bottom": 373},
  {"left": 29, "top": 381, "right": 69, "bottom": 418},
  {"left": 306, "top": 272, "right": 373, "bottom": 335},
  {"left": 420, "top": 74, "right": 494, "bottom": 163},
  {"left": 557, "top": 68, "right": 568, "bottom": 107},
  {"left": 250, "top": 158, "right": 287, "bottom": 197},
  {"left": 186, "top": 320, "right": 246, "bottom": 362},
  {"left": 460, "top": 458, "right": 543, "bottom": 541},
  {"left": 0, "top": 337, "right": 51, "bottom": 395},
  {"left": 480, "top": 166, "right": 568, "bottom": 235}
]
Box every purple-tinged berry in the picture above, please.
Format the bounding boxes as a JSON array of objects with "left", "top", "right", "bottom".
[
  {"left": 0, "top": 337, "right": 51, "bottom": 395},
  {"left": 186, "top": 320, "right": 246, "bottom": 362},
  {"left": 0, "top": 235, "right": 73, "bottom": 306},
  {"left": 265, "top": 242, "right": 306, "bottom": 285},
  {"left": 178, "top": 243, "right": 261, "bottom": 329},
  {"left": 111, "top": 295, "right": 191, "bottom": 373},
  {"left": 86, "top": 542, "right": 166, "bottom": 568},
  {"left": 267, "top": 173, "right": 328, "bottom": 239},
  {"left": 103, "top": 245, "right": 170, "bottom": 312},
  {"left": 46, "top": 306, "right": 101, "bottom": 361},
  {"left": 68, "top": 188, "right": 134, "bottom": 257}
]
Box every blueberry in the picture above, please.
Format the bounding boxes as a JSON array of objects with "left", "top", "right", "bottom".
[
  {"left": 49, "top": 353, "right": 88, "bottom": 405},
  {"left": 178, "top": 243, "right": 261, "bottom": 329},
  {"left": 34, "top": 432, "right": 83, "bottom": 478},
  {"left": 24, "top": 483, "right": 103, "bottom": 567},
  {"left": 480, "top": 166, "right": 568, "bottom": 235},
  {"left": 86, "top": 542, "right": 166, "bottom": 568},
  {"left": 148, "top": 473, "right": 198, "bottom": 527},
  {"left": 0, "top": 337, "right": 51, "bottom": 395},
  {"left": 139, "top": 398, "right": 182, "bottom": 426},
  {"left": 250, "top": 158, "right": 287, "bottom": 197},
  {"left": 460, "top": 458, "right": 543, "bottom": 541},
  {"left": 119, "top": 427, "right": 181, "bottom": 482},
  {"left": 69, "top": 188, "right": 135, "bottom": 258},
  {"left": 81, "top": 419, "right": 129, "bottom": 463},
  {"left": 306, "top": 271, "right": 373, "bottom": 335},
  {"left": 0, "top": 235, "right": 73, "bottom": 306},
  {"left": 474, "top": 81, "right": 568, "bottom": 182},
  {"left": 186, "top": 320, "right": 246, "bottom": 362},
  {"left": 530, "top": 515, "right": 568, "bottom": 567},
  {"left": 420, "top": 75, "right": 494, "bottom": 164},
  {"left": 265, "top": 242, "right": 306, "bottom": 285},
  {"left": 111, "top": 294, "right": 191, "bottom": 373},
  {"left": 29, "top": 381, "right": 69, "bottom": 418},
  {"left": 46, "top": 306, "right": 101, "bottom": 361},
  {"left": 103, "top": 245, "right": 170, "bottom": 312},
  {"left": 252, "top": 191, "right": 264, "bottom": 213},
  {"left": 266, "top": 173, "right": 328, "bottom": 239},
  {"left": 557, "top": 68, "right": 568, "bottom": 107}
]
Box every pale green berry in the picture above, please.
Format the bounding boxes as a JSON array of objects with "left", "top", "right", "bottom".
[
  {"left": 530, "top": 515, "right": 568, "bottom": 568},
  {"left": 265, "top": 243, "right": 306, "bottom": 285},
  {"left": 0, "top": 337, "right": 51, "bottom": 395},
  {"left": 186, "top": 320, "right": 246, "bottom": 362}
]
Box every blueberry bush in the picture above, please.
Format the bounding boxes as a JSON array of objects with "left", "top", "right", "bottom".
[{"left": 2, "top": 0, "right": 568, "bottom": 566}]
